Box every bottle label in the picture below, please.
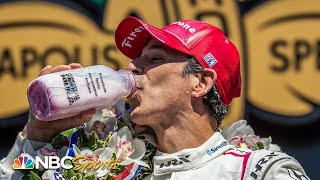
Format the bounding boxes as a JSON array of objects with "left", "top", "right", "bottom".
[
  {"left": 89, "top": 72, "right": 98, "bottom": 97},
  {"left": 61, "top": 73, "right": 80, "bottom": 105},
  {"left": 99, "top": 73, "right": 107, "bottom": 93},
  {"left": 85, "top": 72, "right": 108, "bottom": 98}
]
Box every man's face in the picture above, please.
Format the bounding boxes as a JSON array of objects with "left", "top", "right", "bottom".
[{"left": 127, "top": 38, "right": 194, "bottom": 127}]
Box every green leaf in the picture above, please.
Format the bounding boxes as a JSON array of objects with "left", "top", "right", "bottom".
[
  {"left": 70, "top": 173, "right": 83, "bottom": 180},
  {"left": 51, "top": 128, "right": 79, "bottom": 149},
  {"left": 77, "top": 128, "right": 86, "bottom": 149},
  {"left": 63, "top": 168, "right": 76, "bottom": 179},
  {"left": 60, "top": 128, "right": 78, "bottom": 137},
  {"left": 117, "top": 121, "right": 126, "bottom": 129},
  {"left": 104, "top": 131, "right": 113, "bottom": 145},
  {"left": 96, "top": 139, "right": 106, "bottom": 149},
  {"left": 84, "top": 173, "right": 96, "bottom": 180},
  {"left": 256, "top": 141, "right": 265, "bottom": 149},
  {"left": 64, "top": 159, "right": 73, "bottom": 166},
  {"left": 51, "top": 134, "right": 66, "bottom": 149},
  {"left": 30, "top": 171, "right": 41, "bottom": 180},
  {"left": 86, "top": 131, "right": 100, "bottom": 150},
  {"left": 112, "top": 153, "right": 117, "bottom": 160},
  {"left": 62, "top": 169, "right": 68, "bottom": 178},
  {"left": 68, "top": 169, "right": 76, "bottom": 179},
  {"left": 106, "top": 172, "right": 117, "bottom": 180}
]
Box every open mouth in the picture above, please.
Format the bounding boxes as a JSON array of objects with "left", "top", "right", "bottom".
[{"left": 128, "top": 90, "right": 141, "bottom": 110}]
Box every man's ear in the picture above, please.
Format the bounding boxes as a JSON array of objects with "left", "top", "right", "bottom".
[{"left": 191, "top": 68, "right": 217, "bottom": 97}]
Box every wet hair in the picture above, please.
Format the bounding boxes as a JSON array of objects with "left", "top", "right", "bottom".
[{"left": 182, "top": 56, "right": 227, "bottom": 127}]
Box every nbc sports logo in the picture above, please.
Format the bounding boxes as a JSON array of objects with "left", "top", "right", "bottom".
[
  {"left": 12, "top": 153, "right": 35, "bottom": 169},
  {"left": 11, "top": 153, "right": 73, "bottom": 170}
]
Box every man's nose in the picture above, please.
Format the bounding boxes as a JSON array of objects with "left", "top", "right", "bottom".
[{"left": 127, "top": 62, "right": 143, "bottom": 75}]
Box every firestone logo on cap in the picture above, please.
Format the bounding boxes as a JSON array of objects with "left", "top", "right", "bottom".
[
  {"left": 121, "top": 25, "right": 145, "bottom": 48},
  {"left": 170, "top": 21, "right": 197, "bottom": 33}
]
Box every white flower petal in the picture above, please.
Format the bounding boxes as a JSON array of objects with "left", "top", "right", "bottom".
[
  {"left": 244, "top": 125, "right": 255, "bottom": 136},
  {"left": 86, "top": 110, "right": 103, "bottom": 130},
  {"left": 96, "top": 147, "right": 114, "bottom": 161},
  {"left": 116, "top": 148, "right": 130, "bottom": 161},
  {"left": 108, "top": 133, "right": 119, "bottom": 149},
  {"left": 95, "top": 168, "right": 110, "bottom": 178},
  {"left": 79, "top": 147, "right": 93, "bottom": 156},
  {"left": 243, "top": 136, "right": 258, "bottom": 150},
  {"left": 268, "top": 144, "right": 281, "bottom": 152},
  {"left": 119, "top": 159, "right": 133, "bottom": 166},
  {"left": 118, "top": 126, "right": 132, "bottom": 142},
  {"left": 226, "top": 120, "right": 248, "bottom": 140},
  {"left": 101, "top": 117, "right": 117, "bottom": 132},
  {"left": 94, "top": 148, "right": 106, "bottom": 155},
  {"left": 221, "top": 126, "right": 230, "bottom": 140},
  {"left": 128, "top": 139, "right": 146, "bottom": 160},
  {"left": 229, "top": 136, "right": 242, "bottom": 147},
  {"left": 260, "top": 137, "right": 272, "bottom": 149}
]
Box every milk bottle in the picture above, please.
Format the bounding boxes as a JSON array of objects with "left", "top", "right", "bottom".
[{"left": 27, "top": 65, "right": 135, "bottom": 121}]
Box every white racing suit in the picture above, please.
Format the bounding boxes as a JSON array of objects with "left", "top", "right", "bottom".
[{"left": 147, "top": 132, "right": 309, "bottom": 180}]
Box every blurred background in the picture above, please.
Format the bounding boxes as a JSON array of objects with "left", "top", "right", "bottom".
[{"left": 0, "top": 0, "right": 318, "bottom": 179}]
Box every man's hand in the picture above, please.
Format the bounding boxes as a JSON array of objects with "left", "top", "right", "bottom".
[{"left": 22, "top": 63, "right": 96, "bottom": 142}]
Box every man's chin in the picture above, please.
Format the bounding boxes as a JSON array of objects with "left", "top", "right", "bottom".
[
  {"left": 129, "top": 107, "right": 145, "bottom": 124},
  {"left": 129, "top": 107, "right": 156, "bottom": 136}
]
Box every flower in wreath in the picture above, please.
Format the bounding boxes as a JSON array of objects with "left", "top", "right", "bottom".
[
  {"left": 221, "top": 120, "right": 281, "bottom": 152},
  {"left": 85, "top": 100, "right": 128, "bottom": 139},
  {"left": 85, "top": 110, "right": 117, "bottom": 139},
  {"left": 108, "top": 126, "right": 149, "bottom": 168}
]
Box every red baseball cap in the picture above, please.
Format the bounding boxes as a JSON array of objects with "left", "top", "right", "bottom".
[{"left": 115, "top": 16, "right": 241, "bottom": 105}]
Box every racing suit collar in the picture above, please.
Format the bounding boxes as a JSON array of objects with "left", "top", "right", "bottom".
[{"left": 153, "top": 132, "right": 234, "bottom": 175}]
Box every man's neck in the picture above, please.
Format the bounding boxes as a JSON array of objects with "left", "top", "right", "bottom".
[{"left": 151, "top": 112, "right": 216, "bottom": 154}]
